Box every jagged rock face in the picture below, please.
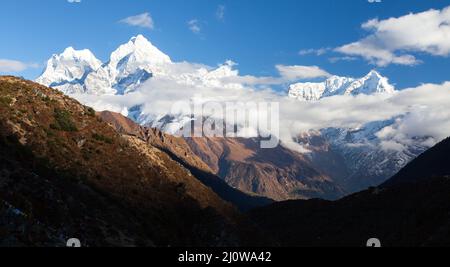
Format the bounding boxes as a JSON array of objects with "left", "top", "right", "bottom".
[{"left": 0, "top": 76, "right": 261, "bottom": 247}]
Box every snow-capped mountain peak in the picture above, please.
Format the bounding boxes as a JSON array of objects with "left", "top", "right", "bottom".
[
  {"left": 288, "top": 70, "right": 396, "bottom": 101},
  {"left": 36, "top": 47, "right": 101, "bottom": 88},
  {"left": 346, "top": 70, "right": 395, "bottom": 95},
  {"left": 109, "top": 35, "right": 172, "bottom": 72},
  {"left": 365, "top": 69, "right": 381, "bottom": 78},
  {"left": 60, "top": 47, "right": 99, "bottom": 62},
  {"left": 104, "top": 35, "right": 172, "bottom": 94},
  {"left": 36, "top": 35, "right": 174, "bottom": 95}
]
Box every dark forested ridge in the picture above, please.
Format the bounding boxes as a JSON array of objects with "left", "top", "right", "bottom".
[{"left": 249, "top": 137, "right": 450, "bottom": 247}]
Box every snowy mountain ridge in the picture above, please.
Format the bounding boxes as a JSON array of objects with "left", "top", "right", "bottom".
[
  {"left": 37, "top": 35, "right": 171, "bottom": 95},
  {"left": 289, "top": 70, "right": 396, "bottom": 101},
  {"left": 36, "top": 35, "right": 246, "bottom": 96}
]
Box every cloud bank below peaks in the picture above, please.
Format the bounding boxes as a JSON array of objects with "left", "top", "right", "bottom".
[{"left": 72, "top": 58, "right": 450, "bottom": 154}]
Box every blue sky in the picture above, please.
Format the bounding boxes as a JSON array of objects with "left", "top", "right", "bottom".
[{"left": 1, "top": 0, "right": 450, "bottom": 89}]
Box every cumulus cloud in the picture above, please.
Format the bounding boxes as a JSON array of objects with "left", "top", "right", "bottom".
[
  {"left": 120, "top": 12, "right": 154, "bottom": 30},
  {"left": 67, "top": 0, "right": 81, "bottom": 3},
  {"left": 336, "top": 5, "right": 450, "bottom": 66},
  {"left": 336, "top": 41, "right": 420, "bottom": 67},
  {"left": 0, "top": 59, "right": 38, "bottom": 72}
]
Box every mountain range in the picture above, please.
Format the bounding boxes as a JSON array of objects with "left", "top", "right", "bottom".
[
  {"left": 288, "top": 70, "right": 396, "bottom": 101},
  {"left": 1, "top": 75, "right": 449, "bottom": 247},
  {"left": 37, "top": 35, "right": 170, "bottom": 95},
  {"left": 34, "top": 35, "right": 429, "bottom": 200}
]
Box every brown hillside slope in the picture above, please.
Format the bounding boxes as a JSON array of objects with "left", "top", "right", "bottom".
[
  {"left": 98, "top": 111, "right": 273, "bottom": 211},
  {"left": 186, "top": 137, "right": 344, "bottom": 201},
  {"left": 0, "top": 76, "right": 258, "bottom": 246},
  {"left": 100, "top": 109, "right": 344, "bottom": 202}
]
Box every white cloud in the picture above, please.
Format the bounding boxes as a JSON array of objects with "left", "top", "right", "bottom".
[
  {"left": 329, "top": 56, "right": 358, "bottom": 63},
  {"left": 120, "top": 12, "right": 154, "bottom": 30},
  {"left": 275, "top": 65, "right": 331, "bottom": 80},
  {"left": 67, "top": 0, "right": 81, "bottom": 3},
  {"left": 188, "top": 19, "right": 201, "bottom": 34},
  {"left": 0, "top": 59, "right": 38, "bottom": 72},
  {"left": 218, "top": 64, "right": 331, "bottom": 86},
  {"left": 216, "top": 5, "right": 225, "bottom": 21},
  {"left": 299, "top": 48, "right": 330, "bottom": 56},
  {"left": 336, "top": 41, "right": 420, "bottom": 67},
  {"left": 336, "top": 5, "right": 450, "bottom": 66}
]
